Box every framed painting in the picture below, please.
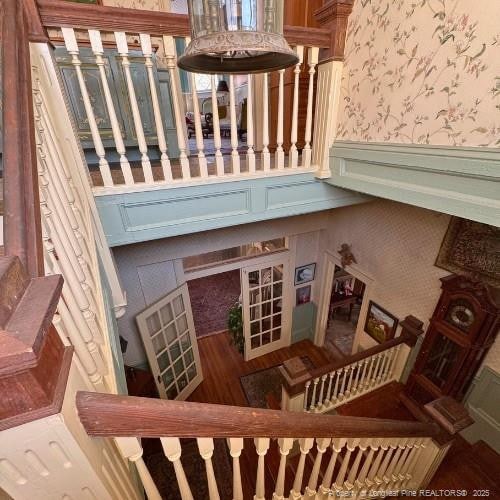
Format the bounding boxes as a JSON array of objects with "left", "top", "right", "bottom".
[
  {"left": 294, "top": 263, "right": 316, "bottom": 286},
  {"left": 364, "top": 301, "right": 398, "bottom": 344},
  {"left": 296, "top": 285, "right": 312, "bottom": 306}
]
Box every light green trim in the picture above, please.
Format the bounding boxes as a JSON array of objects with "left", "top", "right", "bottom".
[
  {"left": 292, "top": 302, "right": 317, "bottom": 344},
  {"left": 461, "top": 365, "right": 500, "bottom": 454},
  {"left": 327, "top": 141, "right": 500, "bottom": 226}
]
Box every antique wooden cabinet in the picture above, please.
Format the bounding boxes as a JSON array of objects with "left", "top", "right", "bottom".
[{"left": 406, "top": 275, "right": 499, "bottom": 405}]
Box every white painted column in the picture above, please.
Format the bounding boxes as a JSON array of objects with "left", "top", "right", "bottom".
[
  {"left": 261, "top": 73, "right": 271, "bottom": 171},
  {"left": 246, "top": 74, "right": 256, "bottom": 174},
  {"left": 289, "top": 438, "right": 314, "bottom": 499},
  {"left": 254, "top": 438, "right": 270, "bottom": 500},
  {"left": 197, "top": 438, "right": 220, "bottom": 500},
  {"left": 61, "top": 28, "right": 113, "bottom": 187},
  {"left": 88, "top": 29, "right": 134, "bottom": 185},
  {"left": 304, "top": 438, "right": 330, "bottom": 498},
  {"left": 273, "top": 438, "right": 294, "bottom": 500},
  {"left": 211, "top": 75, "right": 225, "bottom": 177},
  {"left": 163, "top": 35, "right": 191, "bottom": 179},
  {"left": 161, "top": 438, "right": 194, "bottom": 500},
  {"left": 227, "top": 438, "right": 244, "bottom": 500},
  {"left": 229, "top": 75, "right": 241, "bottom": 175},
  {"left": 275, "top": 69, "right": 285, "bottom": 170},
  {"left": 289, "top": 45, "right": 304, "bottom": 169},
  {"left": 302, "top": 47, "right": 319, "bottom": 168},
  {"left": 114, "top": 32, "right": 154, "bottom": 184},
  {"left": 140, "top": 33, "right": 173, "bottom": 182}
]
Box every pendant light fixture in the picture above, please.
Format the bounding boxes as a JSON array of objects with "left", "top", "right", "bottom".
[{"left": 178, "top": 0, "right": 299, "bottom": 74}]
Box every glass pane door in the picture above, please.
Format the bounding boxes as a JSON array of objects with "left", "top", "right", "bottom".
[
  {"left": 242, "top": 256, "right": 291, "bottom": 361},
  {"left": 136, "top": 284, "right": 203, "bottom": 400}
]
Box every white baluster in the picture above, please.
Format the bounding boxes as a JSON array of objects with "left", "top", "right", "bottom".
[
  {"left": 366, "top": 439, "right": 388, "bottom": 488},
  {"left": 302, "top": 47, "right": 319, "bottom": 168},
  {"left": 374, "top": 440, "right": 397, "bottom": 488},
  {"left": 303, "top": 381, "right": 311, "bottom": 412},
  {"left": 289, "top": 438, "right": 314, "bottom": 500},
  {"left": 197, "top": 438, "right": 220, "bottom": 500},
  {"left": 372, "top": 353, "right": 385, "bottom": 385},
  {"left": 345, "top": 364, "right": 356, "bottom": 398},
  {"left": 246, "top": 74, "right": 256, "bottom": 173},
  {"left": 88, "top": 30, "right": 134, "bottom": 185},
  {"left": 115, "top": 437, "right": 161, "bottom": 500},
  {"left": 211, "top": 75, "right": 225, "bottom": 177},
  {"left": 227, "top": 438, "right": 244, "bottom": 500},
  {"left": 254, "top": 438, "right": 270, "bottom": 500},
  {"left": 319, "top": 438, "right": 345, "bottom": 499},
  {"left": 333, "top": 439, "right": 358, "bottom": 492},
  {"left": 161, "top": 438, "right": 194, "bottom": 500},
  {"left": 325, "top": 371, "right": 334, "bottom": 406},
  {"left": 345, "top": 438, "right": 367, "bottom": 491},
  {"left": 365, "top": 354, "right": 378, "bottom": 387},
  {"left": 229, "top": 74, "right": 241, "bottom": 175},
  {"left": 331, "top": 369, "right": 342, "bottom": 403},
  {"left": 261, "top": 72, "right": 271, "bottom": 171},
  {"left": 305, "top": 438, "right": 331, "bottom": 498},
  {"left": 338, "top": 367, "right": 349, "bottom": 400},
  {"left": 275, "top": 69, "right": 285, "bottom": 169},
  {"left": 391, "top": 439, "right": 414, "bottom": 490},
  {"left": 384, "top": 439, "right": 406, "bottom": 486},
  {"left": 273, "top": 438, "right": 294, "bottom": 500},
  {"left": 114, "top": 32, "right": 154, "bottom": 184},
  {"left": 358, "top": 358, "right": 370, "bottom": 393},
  {"left": 354, "top": 438, "right": 379, "bottom": 492},
  {"left": 289, "top": 45, "right": 304, "bottom": 169},
  {"left": 163, "top": 35, "right": 190, "bottom": 179},
  {"left": 351, "top": 362, "right": 362, "bottom": 394},
  {"left": 401, "top": 439, "right": 426, "bottom": 489},
  {"left": 61, "top": 28, "right": 113, "bottom": 187},
  {"left": 140, "top": 33, "right": 173, "bottom": 182},
  {"left": 317, "top": 374, "right": 328, "bottom": 410},
  {"left": 388, "top": 345, "right": 401, "bottom": 379},
  {"left": 310, "top": 378, "right": 319, "bottom": 411}
]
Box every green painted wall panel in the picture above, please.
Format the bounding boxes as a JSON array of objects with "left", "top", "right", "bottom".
[
  {"left": 292, "top": 302, "right": 317, "bottom": 344},
  {"left": 95, "top": 173, "right": 369, "bottom": 246}
]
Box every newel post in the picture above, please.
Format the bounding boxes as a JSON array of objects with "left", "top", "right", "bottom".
[
  {"left": 280, "top": 357, "right": 313, "bottom": 412},
  {"left": 311, "top": 0, "right": 354, "bottom": 179},
  {"left": 392, "top": 315, "right": 425, "bottom": 382}
]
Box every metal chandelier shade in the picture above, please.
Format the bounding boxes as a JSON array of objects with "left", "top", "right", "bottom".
[{"left": 178, "top": 0, "right": 299, "bottom": 74}]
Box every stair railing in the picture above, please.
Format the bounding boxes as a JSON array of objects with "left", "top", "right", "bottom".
[
  {"left": 34, "top": 0, "right": 333, "bottom": 194},
  {"left": 76, "top": 391, "right": 453, "bottom": 500},
  {"left": 281, "top": 316, "right": 424, "bottom": 413}
]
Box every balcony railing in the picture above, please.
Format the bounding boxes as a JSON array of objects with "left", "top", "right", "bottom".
[{"left": 35, "top": 0, "right": 335, "bottom": 194}]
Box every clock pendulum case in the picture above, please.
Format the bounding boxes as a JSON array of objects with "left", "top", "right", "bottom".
[{"left": 405, "top": 274, "right": 499, "bottom": 405}]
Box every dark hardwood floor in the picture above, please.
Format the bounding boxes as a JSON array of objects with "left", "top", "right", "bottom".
[{"left": 188, "top": 331, "right": 332, "bottom": 407}]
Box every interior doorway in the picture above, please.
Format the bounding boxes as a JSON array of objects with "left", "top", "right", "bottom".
[
  {"left": 324, "top": 266, "right": 366, "bottom": 359},
  {"left": 187, "top": 270, "right": 241, "bottom": 338}
]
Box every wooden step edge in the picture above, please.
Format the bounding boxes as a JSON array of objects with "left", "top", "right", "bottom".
[{"left": 0, "top": 274, "right": 63, "bottom": 376}]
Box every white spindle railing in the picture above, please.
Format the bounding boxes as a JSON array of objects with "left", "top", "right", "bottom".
[
  {"left": 49, "top": 27, "right": 323, "bottom": 192},
  {"left": 31, "top": 42, "right": 128, "bottom": 393},
  {"left": 114, "top": 433, "right": 442, "bottom": 500},
  {"left": 299, "top": 343, "right": 410, "bottom": 414}
]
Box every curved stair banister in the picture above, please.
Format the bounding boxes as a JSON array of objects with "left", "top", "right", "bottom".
[
  {"left": 281, "top": 316, "right": 425, "bottom": 413},
  {"left": 76, "top": 391, "right": 451, "bottom": 500}
]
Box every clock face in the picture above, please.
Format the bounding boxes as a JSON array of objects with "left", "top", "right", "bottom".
[{"left": 444, "top": 299, "right": 475, "bottom": 333}]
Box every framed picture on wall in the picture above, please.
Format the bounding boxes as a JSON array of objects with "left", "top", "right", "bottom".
[
  {"left": 294, "top": 263, "right": 316, "bottom": 285},
  {"left": 364, "top": 301, "right": 398, "bottom": 343},
  {"left": 296, "top": 285, "right": 312, "bottom": 306}
]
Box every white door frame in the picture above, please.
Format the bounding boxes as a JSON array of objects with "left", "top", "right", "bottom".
[
  {"left": 241, "top": 252, "right": 293, "bottom": 361},
  {"left": 314, "top": 251, "right": 374, "bottom": 354}
]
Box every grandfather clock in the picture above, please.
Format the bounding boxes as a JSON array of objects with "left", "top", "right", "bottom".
[{"left": 406, "top": 275, "right": 499, "bottom": 405}]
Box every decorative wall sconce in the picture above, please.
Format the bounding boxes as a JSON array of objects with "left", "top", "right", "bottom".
[{"left": 178, "top": 0, "right": 298, "bottom": 74}]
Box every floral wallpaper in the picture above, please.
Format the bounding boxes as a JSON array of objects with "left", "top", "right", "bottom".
[{"left": 337, "top": 0, "right": 500, "bottom": 147}]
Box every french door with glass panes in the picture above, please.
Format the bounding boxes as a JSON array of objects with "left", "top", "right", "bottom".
[
  {"left": 136, "top": 284, "right": 203, "bottom": 400},
  {"left": 241, "top": 256, "right": 291, "bottom": 361}
]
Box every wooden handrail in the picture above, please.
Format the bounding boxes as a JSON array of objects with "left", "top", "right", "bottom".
[
  {"left": 2, "top": 0, "right": 44, "bottom": 278},
  {"left": 284, "top": 316, "right": 424, "bottom": 396},
  {"left": 35, "top": 0, "right": 331, "bottom": 48},
  {"left": 76, "top": 391, "right": 439, "bottom": 439}
]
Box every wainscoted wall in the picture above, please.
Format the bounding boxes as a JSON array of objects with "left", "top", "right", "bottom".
[
  {"left": 326, "top": 200, "right": 451, "bottom": 350},
  {"left": 113, "top": 212, "right": 329, "bottom": 367},
  {"left": 461, "top": 367, "right": 500, "bottom": 454},
  {"left": 96, "top": 173, "right": 367, "bottom": 246},
  {"left": 337, "top": 0, "right": 500, "bottom": 147}
]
